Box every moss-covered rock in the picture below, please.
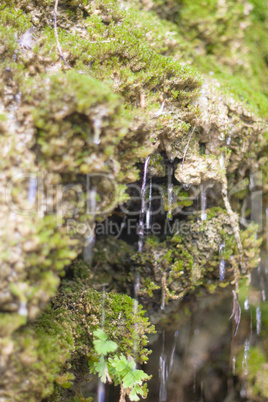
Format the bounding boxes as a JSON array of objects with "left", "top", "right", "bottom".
[
  {"left": 0, "top": 0, "right": 267, "bottom": 400},
  {"left": 0, "top": 281, "right": 154, "bottom": 401}
]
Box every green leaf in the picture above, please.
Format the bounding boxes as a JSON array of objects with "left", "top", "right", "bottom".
[
  {"left": 93, "top": 329, "right": 118, "bottom": 355},
  {"left": 122, "top": 369, "right": 148, "bottom": 388},
  {"left": 93, "top": 339, "right": 118, "bottom": 356},
  {"left": 129, "top": 387, "right": 140, "bottom": 401},
  {"left": 93, "top": 329, "right": 108, "bottom": 341},
  {"left": 94, "top": 360, "right": 107, "bottom": 383}
]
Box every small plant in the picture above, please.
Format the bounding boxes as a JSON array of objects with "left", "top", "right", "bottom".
[{"left": 89, "top": 329, "right": 150, "bottom": 401}]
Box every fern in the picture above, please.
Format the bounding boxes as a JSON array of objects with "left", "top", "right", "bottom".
[{"left": 89, "top": 329, "right": 150, "bottom": 401}]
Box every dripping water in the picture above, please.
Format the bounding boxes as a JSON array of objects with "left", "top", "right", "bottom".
[
  {"left": 133, "top": 271, "right": 140, "bottom": 362},
  {"left": 18, "top": 301, "right": 28, "bottom": 317},
  {"left": 137, "top": 156, "right": 151, "bottom": 252},
  {"left": 97, "top": 382, "right": 105, "bottom": 402},
  {"left": 219, "top": 242, "right": 225, "bottom": 281},
  {"left": 83, "top": 233, "right": 95, "bottom": 263},
  {"left": 219, "top": 151, "right": 225, "bottom": 169},
  {"left": 167, "top": 166, "right": 173, "bottom": 220},
  {"left": 159, "top": 331, "right": 168, "bottom": 402},
  {"left": 262, "top": 289, "right": 266, "bottom": 302},
  {"left": 27, "top": 176, "right": 37, "bottom": 205},
  {"left": 256, "top": 306, "right": 261, "bottom": 335},
  {"left": 146, "top": 178, "right": 152, "bottom": 230},
  {"left": 134, "top": 157, "right": 150, "bottom": 367},
  {"left": 244, "top": 297, "right": 249, "bottom": 311},
  {"left": 232, "top": 356, "right": 236, "bottom": 375},
  {"left": 242, "top": 339, "right": 250, "bottom": 375},
  {"left": 97, "top": 286, "right": 106, "bottom": 402},
  {"left": 169, "top": 330, "right": 178, "bottom": 374},
  {"left": 83, "top": 187, "right": 96, "bottom": 263},
  {"left": 200, "top": 187, "right": 207, "bottom": 221}
]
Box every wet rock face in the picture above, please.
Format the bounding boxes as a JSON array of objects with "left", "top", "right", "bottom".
[{"left": 0, "top": 0, "right": 267, "bottom": 400}]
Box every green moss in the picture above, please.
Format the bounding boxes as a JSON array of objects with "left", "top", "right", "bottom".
[
  {"left": 1, "top": 282, "right": 154, "bottom": 401},
  {"left": 0, "top": 1, "right": 266, "bottom": 400}
]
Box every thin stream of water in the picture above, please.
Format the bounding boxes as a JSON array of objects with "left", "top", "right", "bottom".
[
  {"left": 219, "top": 242, "right": 225, "bottom": 281},
  {"left": 146, "top": 178, "right": 152, "bottom": 230},
  {"left": 138, "top": 156, "right": 151, "bottom": 252},
  {"left": 159, "top": 331, "right": 167, "bottom": 402},
  {"left": 200, "top": 187, "right": 207, "bottom": 221},
  {"left": 167, "top": 166, "right": 173, "bottom": 221},
  {"left": 84, "top": 187, "right": 96, "bottom": 263},
  {"left": 97, "top": 286, "right": 106, "bottom": 402},
  {"left": 27, "top": 176, "right": 37, "bottom": 205}
]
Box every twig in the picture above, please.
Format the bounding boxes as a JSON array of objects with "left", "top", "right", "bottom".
[
  {"left": 181, "top": 125, "right": 196, "bottom": 171},
  {"left": 54, "top": 0, "right": 67, "bottom": 65}
]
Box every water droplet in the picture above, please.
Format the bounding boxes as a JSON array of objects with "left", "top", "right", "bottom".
[
  {"left": 232, "top": 356, "right": 236, "bottom": 375},
  {"left": 27, "top": 176, "right": 37, "bottom": 205},
  {"left": 244, "top": 297, "right": 249, "bottom": 310},
  {"left": 18, "top": 302, "right": 28, "bottom": 317},
  {"left": 256, "top": 306, "right": 261, "bottom": 335},
  {"left": 200, "top": 187, "right": 207, "bottom": 221},
  {"left": 242, "top": 339, "right": 250, "bottom": 375},
  {"left": 219, "top": 242, "right": 225, "bottom": 280}
]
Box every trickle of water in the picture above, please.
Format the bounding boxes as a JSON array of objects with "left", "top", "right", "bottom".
[
  {"left": 97, "top": 286, "right": 106, "bottom": 402},
  {"left": 97, "top": 378, "right": 105, "bottom": 402},
  {"left": 101, "top": 285, "right": 106, "bottom": 328},
  {"left": 133, "top": 272, "right": 140, "bottom": 359},
  {"left": 262, "top": 289, "right": 266, "bottom": 302},
  {"left": 27, "top": 176, "right": 37, "bottom": 205},
  {"left": 146, "top": 178, "right": 152, "bottom": 230},
  {"left": 169, "top": 330, "right": 178, "bottom": 374},
  {"left": 18, "top": 301, "right": 28, "bottom": 317},
  {"left": 242, "top": 339, "right": 250, "bottom": 375},
  {"left": 200, "top": 187, "right": 207, "bottom": 221},
  {"left": 93, "top": 117, "right": 102, "bottom": 145},
  {"left": 167, "top": 166, "right": 173, "bottom": 220},
  {"left": 232, "top": 356, "right": 236, "bottom": 375},
  {"left": 256, "top": 306, "right": 261, "bottom": 335},
  {"left": 138, "top": 156, "right": 151, "bottom": 252},
  {"left": 219, "top": 242, "right": 225, "bottom": 281},
  {"left": 244, "top": 297, "right": 249, "bottom": 310},
  {"left": 219, "top": 152, "right": 225, "bottom": 169},
  {"left": 84, "top": 188, "right": 96, "bottom": 263},
  {"left": 83, "top": 234, "right": 94, "bottom": 262},
  {"left": 219, "top": 259, "right": 225, "bottom": 281},
  {"left": 159, "top": 332, "right": 168, "bottom": 402}
]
